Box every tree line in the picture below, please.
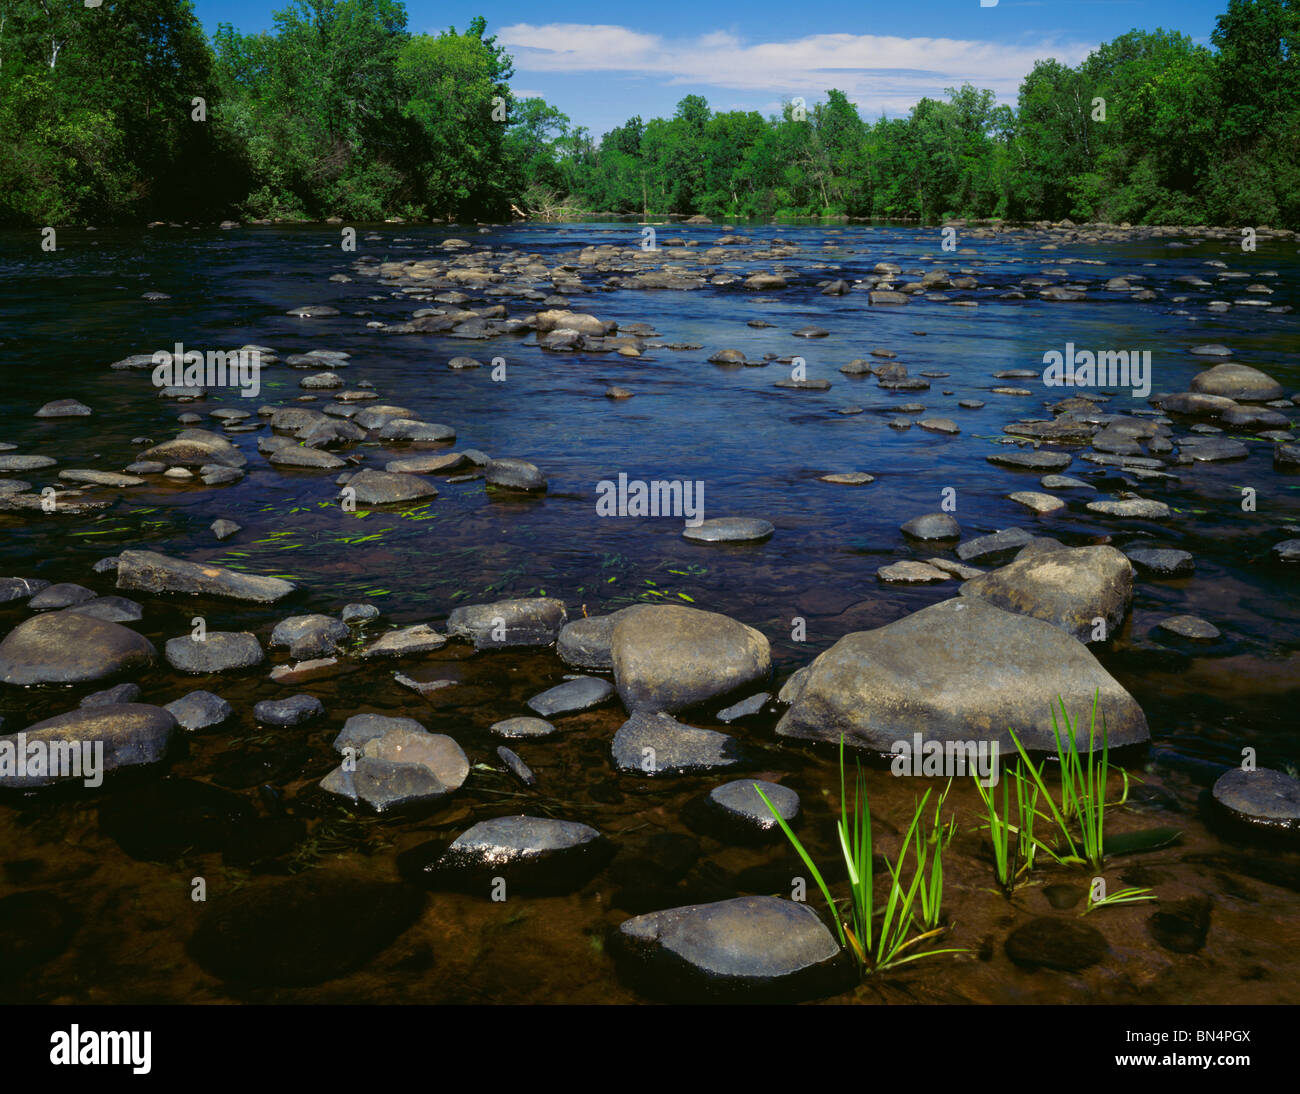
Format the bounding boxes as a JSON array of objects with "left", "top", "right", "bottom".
[{"left": 1, "top": 0, "right": 1296, "bottom": 228}]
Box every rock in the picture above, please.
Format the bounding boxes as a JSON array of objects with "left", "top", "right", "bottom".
[
  {"left": 1008, "top": 491, "right": 1066, "bottom": 514},
  {"left": 188, "top": 875, "right": 423, "bottom": 988},
  {"left": 0, "top": 613, "right": 156, "bottom": 685},
  {"left": 57, "top": 469, "right": 145, "bottom": 488},
  {"left": 164, "top": 690, "right": 233, "bottom": 731},
  {"left": 35, "top": 398, "right": 92, "bottom": 418},
  {"left": 1040, "top": 474, "right": 1093, "bottom": 491},
  {"left": 385, "top": 452, "right": 465, "bottom": 475},
  {"left": 422, "top": 815, "right": 610, "bottom": 894},
  {"left": 958, "top": 546, "right": 1133, "bottom": 643},
  {"left": 165, "top": 632, "right": 264, "bottom": 674},
  {"left": 918, "top": 418, "right": 959, "bottom": 435},
  {"left": 526, "top": 676, "right": 615, "bottom": 717},
  {"left": 901, "top": 513, "right": 960, "bottom": 540},
  {"left": 484, "top": 458, "right": 546, "bottom": 492},
  {"left": 0, "top": 578, "right": 50, "bottom": 604},
  {"left": 708, "top": 780, "right": 799, "bottom": 832},
  {"left": 270, "top": 614, "right": 350, "bottom": 659},
  {"left": 359, "top": 624, "right": 446, "bottom": 658},
  {"left": 956, "top": 527, "right": 1034, "bottom": 563},
  {"left": 557, "top": 614, "right": 619, "bottom": 670},
  {"left": 286, "top": 304, "right": 341, "bottom": 318},
  {"left": 497, "top": 746, "right": 536, "bottom": 787},
  {"left": 1005, "top": 917, "right": 1107, "bottom": 971},
  {"left": 1085, "top": 499, "right": 1170, "bottom": 519},
  {"left": 1147, "top": 897, "right": 1211, "bottom": 954},
  {"left": 253, "top": 694, "right": 323, "bottom": 726},
  {"left": 1126, "top": 548, "right": 1194, "bottom": 577},
  {"left": 1189, "top": 344, "right": 1233, "bottom": 357},
  {"left": 708, "top": 349, "right": 747, "bottom": 365},
  {"left": 716, "top": 693, "right": 769, "bottom": 722},
  {"left": 322, "top": 726, "right": 468, "bottom": 812},
  {"left": 0, "top": 454, "right": 56, "bottom": 471},
  {"left": 612, "top": 896, "right": 849, "bottom": 1002},
  {"left": 1154, "top": 392, "right": 1238, "bottom": 418},
  {"left": 682, "top": 517, "right": 774, "bottom": 543},
  {"left": 80, "top": 682, "right": 141, "bottom": 708},
  {"left": 139, "top": 434, "right": 245, "bottom": 468},
  {"left": 211, "top": 519, "right": 241, "bottom": 540},
  {"left": 819, "top": 472, "right": 874, "bottom": 485},
  {"left": 877, "top": 561, "right": 951, "bottom": 584},
  {"left": 775, "top": 597, "right": 1148, "bottom": 754},
  {"left": 28, "top": 583, "right": 95, "bottom": 610},
  {"left": 612, "top": 711, "right": 746, "bottom": 776},
  {"left": 1154, "top": 614, "right": 1220, "bottom": 640},
  {"left": 987, "top": 451, "right": 1073, "bottom": 472},
  {"left": 342, "top": 603, "right": 380, "bottom": 624},
  {"left": 611, "top": 604, "right": 769, "bottom": 714},
  {"left": 774, "top": 378, "right": 832, "bottom": 391},
  {"left": 0, "top": 704, "right": 175, "bottom": 788},
  {"left": 491, "top": 716, "right": 556, "bottom": 739},
  {"left": 1212, "top": 767, "right": 1300, "bottom": 833},
  {"left": 446, "top": 598, "right": 566, "bottom": 649},
  {"left": 1274, "top": 443, "right": 1300, "bottom": 471},
  {"left": 605, "top": 386, "right": 634, "bottom": 399},
  {"left": 270, "top": 445, "right": 347, "bottom": 470},
  {"left": 116, "top": 549, "right": 295, "bottom": 603},
  {"left": 270, "top": 658, "right": 340, "bottom": 685},
  {"left": 1270, "top": 538, "right": 1300, "bottom": 562},
  {"left": 342, "top": 468, "right": 437, "bottom": 505},
  {"left": 1189, "top": 363, "right": 1284, "bottom": 402}
]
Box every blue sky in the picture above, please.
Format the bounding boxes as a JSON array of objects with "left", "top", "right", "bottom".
[{"left": 193, "top": 0, "right": 1234, "bottom": 137}]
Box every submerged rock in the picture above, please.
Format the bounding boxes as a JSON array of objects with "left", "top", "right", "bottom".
[
  {"left": 681, "top": 517, "right": 774, "bottom": 543},
  {"left": 1005, "top": 917, "right": 1107, "bottom": 971},
  {"left": 164, "top": 690, "right": 233, "bottom": 731},
  {"left": 188, "top": 875, "right": 424, "bottom": 987},
  {"left": 776, "top": 597, "right": 1149, "bottom": 754},
  {"left": 612, "top": 711, "right": 746, "bottom": 776}
]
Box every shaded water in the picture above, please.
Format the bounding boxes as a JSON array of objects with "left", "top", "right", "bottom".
[{"left": 0, "top": 221, "right": 1298, "bottom": 1003}]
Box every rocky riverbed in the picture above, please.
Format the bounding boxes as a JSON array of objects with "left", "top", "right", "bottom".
[{"left": 0, "top": 218, "right": 1297, "bottom": 1003}]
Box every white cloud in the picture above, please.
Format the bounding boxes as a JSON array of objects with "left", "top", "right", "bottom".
[{"left": 498, "top": 23, "right": 1097, "bottom": 115}]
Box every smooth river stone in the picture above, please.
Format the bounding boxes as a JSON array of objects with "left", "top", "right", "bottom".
[
  {"left": 526, "top": 676, "right": 615, "bottom": 717},
  {"left": 1211, "top": 767, "right": 1300, "bottom": 833},
  {"left": 0, "top": 613, "right": 156, "bottom": 685},
  {"left": 0, "top": 704, "right": 176, "bottom": 788},
  {"left": 682, "top": 518, "right": 774, "bottom": 543}
]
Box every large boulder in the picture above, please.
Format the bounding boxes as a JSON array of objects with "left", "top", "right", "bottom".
[
  {"left": 958, "top": 545, "right": 1133, "bottom": 643},
  {"left": 611, "top": 604, "right": 771, "bottom": 714},
  {"left": 0, "top": 612, "right": 156, "bottom": 685},
  {"left": 116, "top": 549, "right": 295, "bottom": 603},
  {"left": 775, "top": 597, "right": 1148, "bottom": 754},
  {"left": 0, "top": 704, "right": 175, "bottom": 787}
]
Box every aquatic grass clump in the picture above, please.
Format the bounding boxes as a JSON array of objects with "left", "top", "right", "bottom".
[
  {"left": 755, "top": 738, "right": 965, "bottom": 974},
  {"left": 1007, "top": 693, "right": 1128, "bottom": 872},
  {"left": 972, "top": 764, "right": 1040, "bottom": 894},
  {"left": 1081, "top": 885, "right": 1156, "bottom": 916}
]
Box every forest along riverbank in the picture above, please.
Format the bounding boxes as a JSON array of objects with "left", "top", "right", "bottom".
[{"left": 0, "top": 219, "right": 1297, "bottom": 1003}]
